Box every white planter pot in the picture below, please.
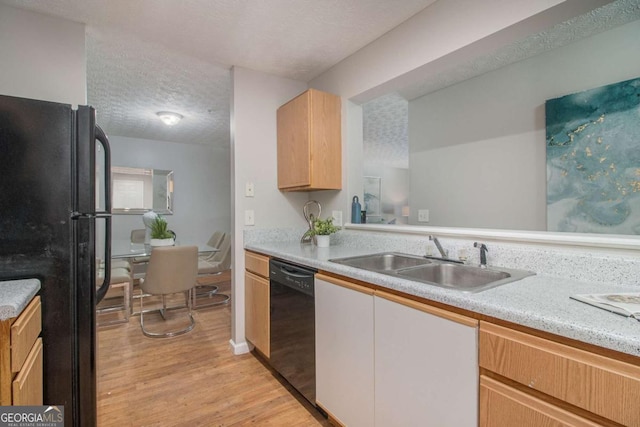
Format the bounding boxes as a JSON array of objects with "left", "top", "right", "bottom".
[
  {"left": 315, "top": 235, "right": 330, "bottom": 247},
  {"left": 150, "top": 238, "right": 175, "bottom": 247}
]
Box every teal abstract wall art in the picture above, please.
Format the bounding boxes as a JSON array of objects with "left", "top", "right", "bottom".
[{"left": 546, "top": 77, "right": 640, "bottom": 235}]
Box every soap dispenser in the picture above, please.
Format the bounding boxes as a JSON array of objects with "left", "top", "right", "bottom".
[{"left": 351, "top": 196, "right": 362, "bottom": 223}]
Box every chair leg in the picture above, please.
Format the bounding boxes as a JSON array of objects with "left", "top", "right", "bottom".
[
  {"left": 96, "top": 281, "right": 131, "bottom": 326},
  {"left": 123, "top": 280, "right": 131, "bottom": 321},
  {"left": 140, "top": 289, "right": 195, "bottom": 338},
  {"left": 159, "top": 295, "right": 167, "bottom": 320},
  {"left": 193, "top": 291, "right": 230, "bottom": 309},
  {"left": 193, "top": 275, "right": 230, "bottom": 309}
]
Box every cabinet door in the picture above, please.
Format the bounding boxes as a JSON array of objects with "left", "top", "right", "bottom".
[
  {"left": 480, "top": 321, "right": 640, "bottom": 427},
  {"left": 12, "top": 338, "right": 43, "bottom": 405},
  {"left": 277, "top": 89, "right": 341, "bottom": 191},
  {"left": 245, "top": 271, "right": 270, "bottom": 357},
  {"left": 315, "top": 276, "right": 374, "bottom": 427},
  {"left": 480, "top": 376, "right": 600, "bottom": 427},
  {"left": 277, "top": 91, "right": 310, "bottom": 189},
  {"left": 11, "top": 296, "right": 41, "bottom": 373},
  {"left": 374, "top": 293, "right": 478, "bottom": 427}
]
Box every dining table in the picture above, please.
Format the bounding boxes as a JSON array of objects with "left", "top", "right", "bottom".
[{"left": 111, "top": 240, "right": 218, "bottom": 259}]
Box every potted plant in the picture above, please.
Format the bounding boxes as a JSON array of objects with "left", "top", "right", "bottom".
[
  {"left": 306, "top": 217, "right": 340, "bottom": 247},
  {"left": 149, "top": 216, "right": 175, "bottom": 247}
]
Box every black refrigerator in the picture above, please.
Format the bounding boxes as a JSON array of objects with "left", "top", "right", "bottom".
[{"left": 0, "top": 94, "right": 112, "bottom": 426}]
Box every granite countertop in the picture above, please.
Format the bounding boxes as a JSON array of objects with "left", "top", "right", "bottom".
[
  {"left": 245, "top": 240, "right": 640, "bottom": 358},
  {"left": 0, "top": 279, "right": 40, "bottom": 321}
]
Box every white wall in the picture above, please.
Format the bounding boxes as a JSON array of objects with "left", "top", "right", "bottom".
[
  {"left": 408, "top": 19, "right": 640, "bottom": 230},
  {"left": 0, "top": 4, "right": 86, "bottom": 105},
  {"left": 109, "top": 135, "right": 230, "bottom": 247},
  {"left": 230, "top": 67, "right": 308, "bottom": 351},
  {"left": 231, "top": 0, "right": 619, "bottom": 349},
  {"left": 308, "top": 0, "right": 614, "bottom": 218}
]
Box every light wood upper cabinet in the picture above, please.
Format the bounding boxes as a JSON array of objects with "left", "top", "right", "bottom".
[
  {"left": 0, "top": 296, "right": 43, "bottom": 406},
  {"left": 277, "top": 89, "right": 341, "bottom": 191}
]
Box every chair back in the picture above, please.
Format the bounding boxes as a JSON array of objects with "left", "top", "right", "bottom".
[
  {"left": 207, "top": 231, "right": 225, "bottom": 249},
  {"left": 211, "top": 234, "right": 231, "bottom": 270},
  {"left": 130, "top": 229, "right": 146, "bottom": 244},
  {"left": 141, "top": 246, "right": 198, "bottom": 295}
]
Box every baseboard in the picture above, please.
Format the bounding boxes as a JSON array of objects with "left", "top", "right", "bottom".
[{"left": 229, "top": 338, "right": 251, "bottom": 355}]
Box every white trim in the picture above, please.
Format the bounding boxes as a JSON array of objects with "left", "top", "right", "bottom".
[
  {"left": 228, "top": 338, "right": 251, "bottom": 355},
  {"left": 344, "top": 223, "right": 640, "bottom": 250}
]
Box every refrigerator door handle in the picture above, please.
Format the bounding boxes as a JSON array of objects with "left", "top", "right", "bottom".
[{"left": 95, "top": 125, "right": 112, "bottom": 303}]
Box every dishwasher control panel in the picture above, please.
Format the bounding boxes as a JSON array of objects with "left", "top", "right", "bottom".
[{"left": 269, "top": 259, "right": 316, "bottom": 296}]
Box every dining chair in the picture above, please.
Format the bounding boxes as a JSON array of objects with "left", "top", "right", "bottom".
[
  {"left": 130, "top": 228, "right": 150, "bottom": 280},
  {"left": 130, "top": 228, "right": 146, "bottom": 244},
  {"left": 206, "top": 231, "right": 225, "bottom": 252},
  {"left": 139, "top": 245, "right": 198, "bottom": 338},
  {"left": 96, "top": 262, "right": 133, "bottom": 326},
  {"left": 195, "top": 233, "right": 231, "bottom": 308}
]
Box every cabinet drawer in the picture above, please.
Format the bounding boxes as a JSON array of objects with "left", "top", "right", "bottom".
[
  {"left": 245, "top": 251, "right": 269, "bottom": 278},
  {"left": 12, "top": 338, "right": 43, "bottom": 405},
  {"left": 11, "top": 296, "right": 41, "bottom": 373},
  {"left": 480, "top": 376, "right": 600, "bottom": 427},
  {"left": 480, "top": 321, "right": 640, "bottom": 426}
]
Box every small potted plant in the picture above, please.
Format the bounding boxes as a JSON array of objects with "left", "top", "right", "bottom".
[
  {"left": 308, "top": 217, "right": 340, "bottom": 247},
  {"left": 149, "top": 216, "right": 175, "bottom": 247}
]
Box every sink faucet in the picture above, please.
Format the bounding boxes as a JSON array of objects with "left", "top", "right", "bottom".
[
  {"left": 429, "top": 235, "right": 448, "bottom": 258},
  {"left": 474, "top": 242, "right": 488, "bottom": 268}
]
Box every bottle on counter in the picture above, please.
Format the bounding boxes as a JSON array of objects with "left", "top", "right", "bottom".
[{"left": 351, "top": 196, "right": 361, "bottom": 223}]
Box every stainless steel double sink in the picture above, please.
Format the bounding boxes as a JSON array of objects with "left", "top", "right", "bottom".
[{"left": 330, "top": 252, "right": 535, "bottom": 293}]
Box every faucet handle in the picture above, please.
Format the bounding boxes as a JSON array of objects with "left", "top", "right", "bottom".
[{"left": 473, "top": 242, "right": 489, "bottom": 267}]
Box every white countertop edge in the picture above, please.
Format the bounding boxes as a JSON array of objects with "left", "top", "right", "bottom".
[
  {"left": 0, "top": 279, "right": 41, "bottom": 321},
  {"left": 245, "top": 242, "right": 640, "bottom": 358}
]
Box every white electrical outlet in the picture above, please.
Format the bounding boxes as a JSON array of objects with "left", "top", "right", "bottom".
[
  {"left": 418, "top": 209, "right": 430, "bottom": 222},
  {"left": 244, "top": 209, "right": 255, "bottom": 226},
  {"left": 245, "top": 182, "right": 254, "bottom": 197},
  {"left": 332, "top": 210, "right": 343, "bottom": 226}
]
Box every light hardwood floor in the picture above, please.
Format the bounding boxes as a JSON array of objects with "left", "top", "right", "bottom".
[{"left": 97, "top": 276, "right": 330, "bottom": 426}]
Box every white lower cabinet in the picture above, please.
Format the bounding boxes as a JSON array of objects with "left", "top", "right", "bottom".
[
  {"left": 315, "top": 276, "right": 374, "bottom": 426},
  {"left": 374, "top": 292, "right": 478, "bottom": 427},
  {"left": 315, "top": 274, "right": 479, "bottom": 427}
]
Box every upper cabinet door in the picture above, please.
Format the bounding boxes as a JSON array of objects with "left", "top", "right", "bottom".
[{"left": 277, "top": 89, "right": 342, "bottom": 191}]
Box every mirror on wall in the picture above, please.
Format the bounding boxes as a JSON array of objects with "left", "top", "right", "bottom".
[
  {"left": 111, "top": 166, "right": 174, "bottom": 214},
  {"left": 360, "top": 2, "right": 640, "bottom": 236}
]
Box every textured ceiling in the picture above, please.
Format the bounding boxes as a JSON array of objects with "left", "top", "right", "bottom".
[
  {"left": 86, "top": 27, "right": 231, "bottom": 147},
  {"left": 398, "top": 0, "right": 640, "bottom": 101},
  {"left": 0, "top": 0, "right": 436, "bottom": 147},
  {"left": 363, "top": 93, "right": 408, "bottom": 169}
]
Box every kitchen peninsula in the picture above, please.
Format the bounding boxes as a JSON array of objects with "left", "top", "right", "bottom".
[{"left": 245, "top": 228, "right": 640, "bottom": 426}]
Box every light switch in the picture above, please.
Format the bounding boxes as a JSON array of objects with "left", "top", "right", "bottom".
[
  {"left": 244, "top": 210, "right": 255, "bottom": 226},
  {"left": 332, "top": 210, "right": 343, "bottom": 226},
  {"left": 418, "top": 209, "right": 429, "bottom": 222},
  {"left": 245, "top": 182, "right": 255, "bottom": 197}
]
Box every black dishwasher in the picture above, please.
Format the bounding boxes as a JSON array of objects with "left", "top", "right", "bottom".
[{"left": 269, "top": 258, "right": 317, "bottom": 405}]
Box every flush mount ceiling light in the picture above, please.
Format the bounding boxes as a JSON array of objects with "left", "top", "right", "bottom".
[{"left": 156, "top": 111, "right": 183, "bottom": 126}]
